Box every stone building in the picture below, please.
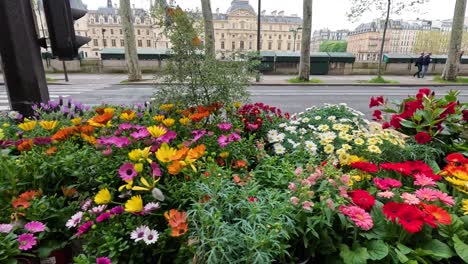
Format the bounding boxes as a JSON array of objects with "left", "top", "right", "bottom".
[{"left": 311, "top": 29, "right": 349, "bottom": 52}]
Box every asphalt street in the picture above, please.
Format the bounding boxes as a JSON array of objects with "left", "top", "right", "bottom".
[{"left": 1, "top": 84, "right": 467, "bottom": 118}]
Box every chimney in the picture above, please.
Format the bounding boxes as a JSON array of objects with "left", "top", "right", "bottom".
[
  {"left": 107, "top": 0, "right": 112, "bottom": 8},
  {"left": 278, "top": 11, "right": 284, "bottom": 17},
  {"left": 271, "top": 10, "right": 277, "bottom": 16},
  {"left": 261, "top": 10, "right": 266, "bottom": 16}
]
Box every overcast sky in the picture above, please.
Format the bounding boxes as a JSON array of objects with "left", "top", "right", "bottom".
[{"left": 83, "top": 0, "right": 460, "bottom": 31}]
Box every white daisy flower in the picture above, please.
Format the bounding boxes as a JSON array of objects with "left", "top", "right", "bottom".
[
  {"left": 304, "top": 141, "right": 317, "bottom": 154},
  {"left": 66, "top": 212, "right": 83, "bottom": 229},
  {"left": 8, "top": 111, "right": 20, "bottom": 119},
  {"left": 301, "top": 117, "right": 310, "bottom": 123},
  {"left": 131, "top": 225, "right": 149, "bottom": 242},
  {"left": 285, "top": 126, "right": 297, "bottom": 132},
  {"left": 274, "top": 143, "right": 286, "bottom": 155},
  {"left": 327, "top": 116, "right": 336, "bottom": 122},
  {"left": 88, "top": 205, "right": 107, "bottom": 215},
  {"left": 314, "top": 116, "right": 322, "bottom": 120},
  {"left": 290, "top": 120, "right": 301, "bottom": 125},
  {"left": 143, "top": 202, "right": 160, "bottom": 214},
  {"left": 287, "top": 139, "right": 300, "bottom": 149},
  {"left": 278, "top": 123, "right": 287, "bottom": 128},
  {"left": 143, "top": 229, "right": 159, "bottom": 245},
  {"left": 298, "top": 128, "right": 307, "bottom": 135}
]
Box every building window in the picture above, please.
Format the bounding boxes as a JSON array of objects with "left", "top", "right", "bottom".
[
  {"left": 93, "top": 39, "right": 98, "bottom": 46},
  {"left": 146, "top": 30, "right": 149, "bottom": 35},
  {"left": 111, "top": 39, "right": 116, "bottom": 47},
  {"left": 221, "top": 41, "right": 225, "bottom": 49},
  {"left": 120, "top": 29, "right": 123, "bottom": 35},
  {"left": 110, "top": 29, "right": 114, "bottom": 35},
  {"left": 147, "top": 40, "right": 151, "bottom": 47},
  {"left": 232, "top": 41, "right": 236, "bottom": 50},
  {"left": 297, "top": 43, "right": 300, "bottom": 51},
  {"left": 269, "top": 35, "right": 272, "bottom": 39},
  {"left": 287, "top": 42, "right": 291, "bottom": 50},
  {"left": 240, "top": 41, "right": 244, "bottom": 50},
  {"left": 221, "top": 33, "right": 224, "bottom": 38},
  {"left": 288, "top": 35, "right": 291, "bottom": 40},
  {"left": 137, "top": 29, "right": 140, "bottom": 35},
  {"left": 279, "top": 35, "right": 282, "bottom": 40},
  {"left": 249, "top": 41, "right": 252, "bottom": 50},
  {"left": 138, "top": 40, "right": 142, "bottom": 47},
  {"left": 103, "top": 39, "right": 107, "bottom": 47},
  {"left": 268, "top": 42, "right": 272, "bottom": 50},
  {"left": 120, "top": 39, "right": 125, "bottom": 46},
  {"left": 92, "top": 28, "right": 96, "bottom": 34},
  {"left": 278, "top": 41, "right": 282, "bottom": 50}
]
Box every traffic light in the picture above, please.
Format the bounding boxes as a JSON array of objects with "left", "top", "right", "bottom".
[{"left": 42, "top": 0, "right": 91, "bottom": 60}]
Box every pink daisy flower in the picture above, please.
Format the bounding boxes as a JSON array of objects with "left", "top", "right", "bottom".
[
  {"left": 377, "top": 191, "right": 395, "bottom": 199},
  {"left": 0, "top": 224, "right": 13, "bottom": 233},
  {"left": 24, "top": 221, "right": 46, "bottom": 233},
  {"left": 143, "top": 202, "right": 160, "bottom": 214},
  {"left": 415, "top": 188, "right": 438, "bottom": 202},
  {"left": 437, "top": 192, "right": 455, "bottom": 207},
  {"left": 217, "top": 123, "right": 232, "bottom": 132},
  {"left": 119, "top": 163, "right": 138, "bottom": 181},
  {"left": 66, "top": 212, "right": 84, "bottom": 229},
  {"left": 414, "top": 174, "right": 436, "bottom": 187},
  {"left": 88, "top": 205, "right": 107, "bottom": 215},
  {"left": 340, "top": 205, "right": 373, "bottom": 230},
  {"left": 96, "top": 257, "right": 112, "bottom": 264},
  {"left": 76, "top": 221, "right": 93, "bottom": 237},
  {"left": 18, "top": 233, "right": 37, "bottom": 251},
  {"left": 401, "top": 193, "right": 420, "bottom": 205},
  {"left": 96, "top": 212, "right": 111, "bottom": 223}
]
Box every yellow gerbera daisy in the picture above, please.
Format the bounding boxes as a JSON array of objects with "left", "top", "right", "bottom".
[
  {"left": 40, "top": 120, "right": 59, "bottom": 131},
  {"left": 153, "top": 115, "right": 165, "bottom": 122},
  {"left": 147, "top": 126, "right": 167, "bottom": 138},
  {"left": 156, "top": 143, "right": 177, "bottom": 163},
  {"left": 71, "top": 117, "right": 83, "bottom": 126},
  {"left": 94, "top": 188, "right": 111, "bottom": 204},
  {"left": 159, "top": 104, "right": 175, "bottom": 111},
  {"left": 125, "top": 195, "right": 143, "bottom": 213},
  {"left": 18, "top": 121, "right": 37, "bottom": 131},
  {"left": 179, "top": 117, "right": 190, "bottom": 126},
  {"left": 162, "top": 118, "right": 175, "bottom": 127}
]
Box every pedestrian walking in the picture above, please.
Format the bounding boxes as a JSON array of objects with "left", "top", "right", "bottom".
[
  {"left": 413, "top": 53, "right": 424, "bottom": 78},
  {"left": 421, "top": 52, "right": 432, "bottom": 78}
]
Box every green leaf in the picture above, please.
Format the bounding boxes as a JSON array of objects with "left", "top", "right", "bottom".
[
  {"left": 339, "top": 244, "right": 369, "bottom": 264},
  {"left": 419, "top": 239, "right": 454, "bottom": 259},
  {"left": 367, "top": 240, "right": 389, "bottom": 260},
  {"left": 395, "top": 248, "right": 409, "bottom": 263},
  {"left": 400, "top": 120, "right": 417, "bottom": 128},
  {"left": 453, "top": 235, "right": 468, "bottom": 263}
]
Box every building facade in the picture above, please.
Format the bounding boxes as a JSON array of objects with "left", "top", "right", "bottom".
[{"left": 311, "top": 29, "right": 349, "bottom": 52}]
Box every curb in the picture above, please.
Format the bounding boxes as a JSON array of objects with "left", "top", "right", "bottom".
[{"left": 0, "top": 82, "right": 72, "bottom": 86}]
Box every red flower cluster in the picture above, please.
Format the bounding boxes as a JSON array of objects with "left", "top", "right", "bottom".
[
  {"left": 373, "top": 178, "right": 402, "bottom": 191},
  {"left": 414, "top": 131, "right": 432, "bottom": 144},
  {"left": 383, "top": 202, "right": 451, "bottom": 233},
  {"left": 369, "top": 96, "right": 384, "bottom": 108},
  {"left": 350, "top": 161, "right": 379, "bottom": 173},
  {"left": 380, "top": 161, "right": 441, "bottom": 181},
  {"left": 238, "top": 103, "right": 288, "bottom": 132},
  {"left": 349, "top": 190, "right": 375, "bottom": 211}
]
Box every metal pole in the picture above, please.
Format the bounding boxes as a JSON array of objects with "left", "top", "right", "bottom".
[
  {"left": 293, "top": 31, "right": 297, "bottom": 52},
  {"left": 256, "top": 0, "right": 261, "bottom": 82},
  {"left": 0, "top": 0, "right": 50, "bottom": 116},
  {"left": 62, "top": 60, "right": 69, "bottom": 82}
]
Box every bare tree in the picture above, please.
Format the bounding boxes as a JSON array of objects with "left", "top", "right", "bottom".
[
  {"left": 298, "top": 0, "right": 312, "bottom": 81},
  {"left": 201, "top": 0, "right": 215, "bottom": 58},
  {"left": 442, "top": 0, "right": 467, "bottom": 81},
  {"left": 348, "top": 0, "right": 428, "bottom": 78},
  {"left": 120, "top": 0, "right": 142, "bottom": 81}
]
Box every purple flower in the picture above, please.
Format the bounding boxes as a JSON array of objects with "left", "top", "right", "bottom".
[
  {"left": 119, "top": 123, "right": 133, "bottom": 130},
  {"left": 18, "top": 233, "right": 37, "bottom": 251},
  {"left": 24, "top": 221, "right": 46, "bottom": 233},
  {"left": 96, "top": 257, "right": 112, "bottom": 264},
  {"left": 96, "top": 212, "right": 111, "bottom": 223},
  {"left": 75, "top": 221, "right": 93, "bottom": 237},
  {"left": 130, "top": 129, "right": 150, "bottom": 140},
  {"left": 218, "top": 135, "right": 229, "bottom": 148},
  {"left": 97, "top": 137, "right": 131, "bottom": 148},
  {"left": 191, "top": 130, "right": 207, "bottom": 142},
  {"left": 151, "top": 162, "right": 162, "bottom": 177},
  {"left": 102, "top": 147, "right": 113, "bottom": 156},
  {"left": 217, "top": 123, "right": 233, "bottom": 132},
  {"left": 158, "top": 130, "right": 177, "bottom": 143},
  {"left": 109, "top": 206, "right": 124, "bottom": 215},
  {"left": 0, "top": 224, "right": 13, "bottom": 233},
  {"left": 143, "top": 202, "right": 160, "bottom": 214},
  {"left": 33, "top": 137, "right": 52, "bottom": 146},
  {"left": 119, "top": 163, "right": 138, "bottom": 181},
  {"left": 0, "top": 140, "right": 14, "bottom": 149},
  {"left": 228, "top": 133, "right": 241, "bottom": 142}
]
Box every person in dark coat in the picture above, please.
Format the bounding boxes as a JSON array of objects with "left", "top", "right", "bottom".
[
  {"left": 421, "top": 52, "right": 432, "bottom": 78},
  {"left": 413, "top": 53, "right": 424, "bottom": 78}
]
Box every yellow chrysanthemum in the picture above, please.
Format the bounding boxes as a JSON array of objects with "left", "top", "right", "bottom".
[
  {"left": 324, "top": 144, "right": 334, "bottom": 154},
  {"left": 134, "top": 163, "right": 143, "bottom": 173},
  {"left": 354, "top": 138, "right": 365, "bottom": 145},
  {"left": 18, "top": 121, "right": 37, "bottom": 131},
  {"left": 94, "top": 188, "right": 111, "bottom": 205},
  {"left": 120, "top": 112, "right": 136, "bottom": 121},
  {"left": 156, "top": 143, "right": 177, "bottom": 163},
  {"left": 463, "top": 200, "right": 468, "bottom": 215},
  {"left": 40, "top": 120, "right": 59, "bottom": 131},
  {"left": 179, "top": 117, "right": 190, "bottom": 126},
  {"left": 125, "top": 195, "right": 143, "bottom": 213},
  {"left": 233, "top": 102, "right": 242, "bottom": 108},
  {"left": 160, "top": 104, "right": 175, "bottom": 111},
  {"left": 368, "top": 145, "right": 382, "bottom": 154},
  {"left": 71, "top": 117, "right": 83, "bottom": 126},
  {"left": 147, "top": 126, "right": 167, "bottom": 138},
  {"left": 162, "top": 118, "right": 175, "bottom": 127},
  {"left": 153, "top": 115, "right": 165, "bottom": 122}
]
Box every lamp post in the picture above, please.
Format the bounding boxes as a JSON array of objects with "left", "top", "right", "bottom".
[
  {"left": 290, "top": 27, "right": 302, "bottom": 52},
  {"left": 256, "top": 0, "right": 261, "bottom": 82}
]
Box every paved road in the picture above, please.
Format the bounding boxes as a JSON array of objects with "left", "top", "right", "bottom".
[{"left": 1, "top": 84, "right": 467, "bottom": 117}]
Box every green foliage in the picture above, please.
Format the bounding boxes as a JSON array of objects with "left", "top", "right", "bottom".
[
  {"left": 434, "top": 75, "right": 468, "bottom": 84},
  {"left": 288, "top": 77, "right": 323, "bottom": 84},
  {"left": 364, "top": 77, "right": 399, "bottom": 84},
  {"left": 319, "top": 41, "right": 348, "bottom": 52}
]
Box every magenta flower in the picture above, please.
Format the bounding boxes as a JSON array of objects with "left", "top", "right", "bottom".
[
  {"left": 218, "top": 135, "right": 229, "bottom": 148},
  {"left": 339, "top": 205, "right": 373, "bottom": 230},
  {"left": 119, "top": 163, "right": 138, "bottom": 181},
  {"left": 158, "top": 130, "right": 177, "bottom": 143},
  {"left": 96, "top": 257, "right": 112, "bottom": 264},
  {"left": 228, "top": 132, "right": 241, "bottom": 142},
  {"left": 119, "top": 123, "right": 133, "bottom": 130},
  {"left": 33, "top": 137, "right": 52, "bottom": 146},
  {"left": 96, "top": 212, "right": 111, "bottom": 223},
  {"left": 217, "top": 123, "right": 232, "bottom": 132},
  {"left": 414, "top": 174, "right": 436, "bottom": 187},
  {"left": 110, "top": 206, "right": 124, "bottom": 215},
  {"left": 18, "top": 233, "right": 37, "bottom": 251},
  {"left": 191, "top": 130, "right": 207, "bottom": 142},
  {"left": 97, "top": 137, "right": 131, "bottom": 148},
  {"left": 24, "top": 221, "right": 46, "bottom": 233},
  {"left": 130, "top": 129, "right": 150, "bottom": 140},
  {"left": 76, "top": 221, "right": 93, "bottom": 237},
  {"left": 0, "top": 224, "right": 13, "bottom": 233},
  {"left": 151, "top": 162, "right": 162, "bottom": 177}
]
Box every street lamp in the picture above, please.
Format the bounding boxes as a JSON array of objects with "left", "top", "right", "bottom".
[{"left": 290, "top": 26, "right": 302, "bottom": 52}]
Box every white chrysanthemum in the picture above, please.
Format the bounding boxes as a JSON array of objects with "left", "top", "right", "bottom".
[
  {"left": 336, "top": 148, "right": 347, "bottom": 155},
  {"left": 308, "top": 124, "right": 316, "bottom": 130},
  {"left": 285, "top": 126, "right": 297, "bottom": 132},
  {"left": 318, "top": 125, "right": 329, "bottom": 132},
  {"left": 314, "top": 116, "right": 322, "bottom": 120},
  {"left": 301, "top": 117, "right": 310, "bottom": 123},
  {"left": 267, "top": 130, "right": 279, "bottom": 142},
  {"left": 274, "top": 133, "right": 285, "bottom": 142},
  {"left": 305, "top": 141, "right": 317, "bottom": 154},
  {"left": 131, "top": 225, "right": 149, "bottom": 242},
  {"left": 368, "top": 145, "right": 382, "bottom": 154},
  {"left": 66, "top": 212, "right": 83, "bottom": 229},
  {"left": 287, "top": 139, "right": 300, "bottom": 149},
  {"left": 278, "top": 123, "right": 287, "bottom": 128},
  {"left": 327, "top": 116, "right": 336, "bottom": 122},
  {"left": 298, "top": 128, "right": 307, "bottom": 135},
  {"left": 290, "top": 120, "right": 301, "bottom": 125},
  {"left": 324, "top": 144, "right": 334, "bottom": 154},
  {"left": 354, "top": 138, "right": 365, "bottom": 145},
  {"left": 8, "top": 111, "right": 20, "bottom": 119},
  {"left": 143, "top": 229, "right": 159, "bottom": 245},
  {"left": 274, "top": 143, "right": 286, "bottom": 155}
]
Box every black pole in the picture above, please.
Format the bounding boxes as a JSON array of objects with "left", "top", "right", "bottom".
[
  {"left": 257, "top": 0, "right": 261, "bottom": 51},
  {"left": 62, "top": 61, "right": 69, "bottom": 82},
  {"left": 0, "top": 0, "right": 50, "bottom": 116}
]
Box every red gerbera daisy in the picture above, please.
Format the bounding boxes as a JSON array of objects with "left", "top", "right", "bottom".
[
  {"left": 380, "top": 163, "right": 412, "bottom": 176},
  {"left": 349, "top": 190, "right": 375, "bottom": 211},
  {"left": 421, "top": 204, "right": 451, "bottom": 225},
  {"left": 382, "top": 202, "right": 403, "bottom": 221},
  {"left": 350, "top": 161, "right": 379, "bottom": 173},
  {"left": 397, "top": 205, "right": 424, "bottom": 233}
]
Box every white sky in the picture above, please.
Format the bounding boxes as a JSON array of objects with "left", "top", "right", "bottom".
[{"left": 83, "top": 0, "right": 460, "bottom": 31}]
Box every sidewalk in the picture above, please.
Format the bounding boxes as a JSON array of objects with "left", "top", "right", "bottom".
[{"left": 2, "top": 73, "right": 468, "bottom": 87}]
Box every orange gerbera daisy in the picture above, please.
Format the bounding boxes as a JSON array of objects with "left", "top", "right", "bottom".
[
  {"left": 189, "top": 112, "right": 210, "bottom": 122},
  {"left": 422, "top": 204, "right": 451, "bottom": 225},
  {"left": 187, "top": 145, "right": 206, "bottom": 161},
  {"left": 164, "top": 209, "right": 188, "bottom": 237},
  {"left": 51, "top": 127, "right": 78, "bottom": 141},
  {"left": 17, "top": 140, "right": 33, "bottom": 152},
  {"left": 45, "top": 146, "right": 58, "bottom": 156},
  {"left": 91, "top": 112, "right": 113, "bottom": 125}
]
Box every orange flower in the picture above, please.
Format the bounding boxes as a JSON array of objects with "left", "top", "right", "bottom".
[
  {"left": 12, "top": 190, "right": 40, "bottom": 209},
  {"left": 79, "top": 125, "right": 95, "bottom": 136},
  {"left": 188, "top": 145, "right": 206, "bottom": 161},
  {"left": 81, "top": 133, "right": 97, "bottom": 145},
  {"left": 95, "top": 107, "right": 105, "bottom": 115},
  {"left": 232, "top": 160, "right": 248, "bottom": 169},
  {"left": 189, "top": 112, "right": 210, "bottom": 122},
  {"left": 192, "top": 37, "right": 202, "bottom": 46},
  {"left": 91, "top": 112, "right": 113, "bottom": 125},
  {"left": 52, "top": 127, "right": 78, "bottom": 141},
  {"left": 172, "top": 147, "right": 189, "bottom": 161},
  {"left": 168, "top": 161, "right": 184, "bottom": 175},
  {"left": 46, "top": 146, "right": 58, "bottom": 156},
  {"left": 12, "top": 198, "right": 30, "bottom": 209},
  {"left": 62, "top": 186, "right": 78, "bottom": 197},
  {"left": 422, "top": 204, "right": 451, "bottom": 225},
  {"left": 19, "top": 190, "right": 40, "bottom": 201},
  {"left": 164, "top": 209, "right": 188, "bottom": 237},
  {"left": 17, "top": 140, "right": 33, "bottom": 152}
]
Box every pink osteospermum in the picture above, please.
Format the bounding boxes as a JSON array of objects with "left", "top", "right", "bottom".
[
  {"left": 66, "top": 211, "right": 84, "bottom": 229},
  {"left": 96, "top": 257, "right": 112, "bottom": 264},
  {"left": 76, "top": 221, "right": 93, "bottom": 237},
  {"left": 217, "top": 123, "right": 233, "bottom": 132},
  {"left": 110, "top": 206, "right": 124, "bottom": 215},
  {"left": 96, "top": 212, "right": 111, "bottom": 223},
  {"left": 0, "top": 224, "right": 13, "bottom": 233},
  {"left": 414, "top": 174, "right": 437, "bottom": 187},
  {"left": 143, "top": 202, "right": 161, "bottom": 214},
  {"left": 24, "top": 221, "right": 46, "bottom": 233},
  {"left": 18, "top": 233, "right": 37, "bottom": 251},
  {"left": 119, "top": 163, "right": 138, "bottom": 181},
  {"left": 437, "top": 192, "right": 455, "bottom": 207},
  {"left": 401, "top": 193, "right": 420, "bottom": 205},
  {"left": 89, "top": 205, "right": 107, "bottom": 215},
  {"left": 340, "top": 205, "right": 373, "bottom": 230},
  {"left": 377, "top": 191, "right": 395, "bottom": 199}
]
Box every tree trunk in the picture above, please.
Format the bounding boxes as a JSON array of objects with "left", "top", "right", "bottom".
[
  {"left": 378, "top": 0, "right": 391, "bottom": 78},
  {"left": 299, "top": 0, "right": 312, "bottom": 81},
  {"left": 120, "top": 0, "right": 142, "bottom": 81},
  {"left": 442, "top": 0, "right": 467, "bottom": 81},
  {"left": 201, "top": 0, "right": 215, "bottom": 59}
]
